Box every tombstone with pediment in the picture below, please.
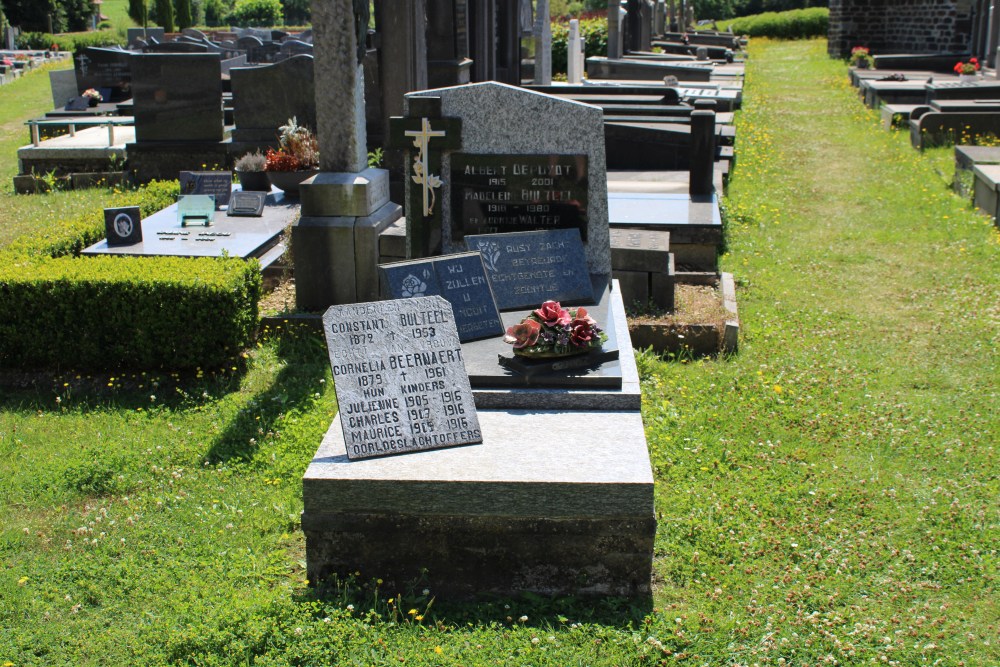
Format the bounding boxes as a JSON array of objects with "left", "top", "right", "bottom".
[{"left": 390, "top": 82, "right": 610, "bottom": 277}]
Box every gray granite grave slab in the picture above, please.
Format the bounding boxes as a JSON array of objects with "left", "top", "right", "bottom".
[
  {"left": 323, "top": 296, "right": 482, "bottom": 460},
  {"left": 407, "top": 82, "right": 611, "bottom": 275},
  {"left": 82, "top": 189, "right": 298, "bottom": 260},
  {"left": 131, "top": 53, "right": 223, "bottom": 142},
  {"left": 231, "top": 55, "right": 316, "bottom": 143},
  {"left": 379, "top": 252, "right": 504, "bottom": 342},
  {"left": 465, "top": 228, "right": 594, "bottom": 310}
]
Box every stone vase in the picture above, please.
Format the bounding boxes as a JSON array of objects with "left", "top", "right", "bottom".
[
  {"left": 959, "top": 73, "right": 977, "bottom": 83},
  {"left": 237, "top": 170, "right": 270, "bottom": 192},
  {"left": 266, "top": 169, "right": 319, "bottom": 196}
]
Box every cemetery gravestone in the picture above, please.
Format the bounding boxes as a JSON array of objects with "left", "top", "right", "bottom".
[
  {"left": 131, "top": 53, "right": 224, "bottom": 142},
  {"left": 379, "top": 252, "right": 504, "bottom": 341},
  {"left": 403, "top": 82, "right": 611, "bottom": 275},
  {"left": 74, "top": 47, "right": 132, "bottom": 101},
  {"left": 230, "top": 56, "right": 316, "bottom": 143},
  {"left": 49, "top": 69, "right": 78, "bottom": 109},
  {"left": 465, "top": 228, "right": 594, "bottom": 310},
  {"left": 104, "top": 206, "right": 142, "bottom": 246},
  {"left": 323, "top": 296, "right": 482, "bottom": 460}
]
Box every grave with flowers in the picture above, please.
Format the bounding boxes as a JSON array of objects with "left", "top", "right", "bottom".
[{"left": 302, "top": 71, "right": 655, "bottom": 600}]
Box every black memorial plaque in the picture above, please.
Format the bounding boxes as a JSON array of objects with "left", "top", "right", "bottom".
[
  {"left": 323, "top": 297, "right": 482, "bottom": 461},
  {"left": 104, "top": 206, "right": 143, "bottom": 246},
  {"left": 450, "top": 153, "right": 588, "bottom": 241},
  {"left": 180, "top": 171, "right": 233, "bottom": 208},
  {"left": 226, "top": 191, "right": 266, "bottom": 217},
  {"left": 379, "top": 252, "right": 504, "bottom": 342},
  {"left": 465, "top": 229, "right": 594, "bottom": 310}
]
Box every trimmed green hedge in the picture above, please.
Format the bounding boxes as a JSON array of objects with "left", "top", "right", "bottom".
[
  {"left": 16, "top": 30, "right": 127, "bottom": 54},
  {"left": 0, "top": 181, "right": 263, "bottom": 371},
  {"left": 725, "top": 7, "right": 828, "bottom": 39}
]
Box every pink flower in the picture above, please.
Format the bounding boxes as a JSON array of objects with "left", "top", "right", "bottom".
[
  {"left": 504, "top": 319, "right": 542, "bottom": 348},
  {"left": 533, "top": 301, "right": 570, "bottom": 326},
  {"left": 569, "top": 318, "right": 595, "bottom": 347}
]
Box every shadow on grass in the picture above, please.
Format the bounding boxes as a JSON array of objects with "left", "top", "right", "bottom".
[{"left": 205, "top": 323, "right": 329, "bottom": 464}]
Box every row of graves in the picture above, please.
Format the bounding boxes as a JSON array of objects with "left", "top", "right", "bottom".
[
  {"left": 848, "top": 55, "right": 1000, "bottom": 227},
  {"left": 49, "top": 1, "right": 744, "bottom": 597},
  {"left": 289, "top": 3, "right": 742, "bottom": 597},
  {"left": 0, "top": 49, "right": 69, "bottom": 85}
]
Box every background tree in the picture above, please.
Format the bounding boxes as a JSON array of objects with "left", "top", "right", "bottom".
[
  {"left": 155, "top": 0, "right": 173, "bottom": 31},
  {"left": 0, "top": 0, "right": 65, "bottom": 32},
  {"left": 128, "top": 0, "right": 146, "bottom": 24},
  {"left": 174, "top": 0, "right": 192, "bottom": 29}
]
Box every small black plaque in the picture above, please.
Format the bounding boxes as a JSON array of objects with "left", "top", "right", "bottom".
[
  {"left": 450, "top": 153, "right": 588, "bottom": 241},
  {"left": 65, "top": 96, "right": 90, "bottom": 111},
  {"left": 226, "top": 191, "right": 267, "bottom": 217},
  {"left": 179, "top": 171, "right": 233, "bottom": 208},
  {"left": 104, "top": 206, "right": 142, "bottom": 246}
]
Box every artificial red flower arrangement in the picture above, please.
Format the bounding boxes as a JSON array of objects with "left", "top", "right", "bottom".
[
  {"left": 954, "top": 57, "right": 980, "bottom": 75},
  {"left": 504, "top": 300, "right": 607, "bottom": 358}
]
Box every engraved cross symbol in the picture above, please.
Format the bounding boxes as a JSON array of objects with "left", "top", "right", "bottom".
[
  {"left": 404, "top": 118, "right": 446, "bottom": 216},
  {"left": 76, "top": 54, "right": 90, "bottom": 76}
]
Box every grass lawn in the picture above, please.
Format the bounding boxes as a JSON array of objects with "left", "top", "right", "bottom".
[{"left": 1, "top": 37, "right": 998, "bottom": 665}]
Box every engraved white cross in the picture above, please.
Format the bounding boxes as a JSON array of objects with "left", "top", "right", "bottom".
[{"left": 404, "top": 118, "right": 446, "bottom": 216}]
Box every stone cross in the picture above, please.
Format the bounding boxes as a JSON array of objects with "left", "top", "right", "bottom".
[
  {"left": 404, "top": 118, "right": 447, "bottom": 216},
  {"left": 311, "top": 0, "right": 367, "bottom": 173}
]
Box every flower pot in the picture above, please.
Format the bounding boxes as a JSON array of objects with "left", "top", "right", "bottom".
[
  {"left": 959, "top": 74, "right": 977, "bottom": 82},
  {"left": 237, "top": 170, "right": 271, "bottom": 192},
  {"left": 266, "top": 169, "right": 319, "bottom": 196},
  {"left": 88, "top": 97, "right": 98, "bottom": 107}
]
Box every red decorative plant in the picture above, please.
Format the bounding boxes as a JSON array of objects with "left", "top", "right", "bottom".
[{"left": 954, "top": 57, "right": 980, "bottom": 75}]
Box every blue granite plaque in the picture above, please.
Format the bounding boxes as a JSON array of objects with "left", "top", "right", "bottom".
[
  {"left": 379, "top": 252, "right": 504, "bottom": 342},
  {"left": 465, "top": 229, "right": 593, "bottom": 310}
]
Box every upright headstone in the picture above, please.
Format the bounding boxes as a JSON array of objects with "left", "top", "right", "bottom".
[
  {"left": 638, "top": 0, "right": 653, "bottom": 51},
  {"left": 533, "top": 0, "right": 552, "bottom": 84},
  {"left": 654, "top": 0, "right": 666, "bottom": 36},
  {"left": 230, "top": 56, "right": 316, "bottom": 143},
  {"left": 607, "top": 0, "right": 624, "bottom": 59},
  {"left": 74, "top": 47, "right": 132, "bottom": 101},
  {"left": 374, "top": 0, "right": 428, "bottom": 203},
  {"left": 689, "top": 110, "right": 716, "bottom": 196},
  {"left": 127, "top": 27, "right": 165, "bottom": 43},
  {"left": 426, "top": 0, "right": 472, "bottom": 87},
  {"left": 293, "top": 0, "right": 401, "bottom": 310},
  {"left": 49, "top": 69, "right": 78, "bottom": 109},
  {"left": 402, "top": 82, "right": 611, "bottom": 276},
  {"left": 567, "top": 19, "right": 584, "bottom": 84},
  {"left": 131, "top": 53, "right": 224, "bottom": 142}
]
